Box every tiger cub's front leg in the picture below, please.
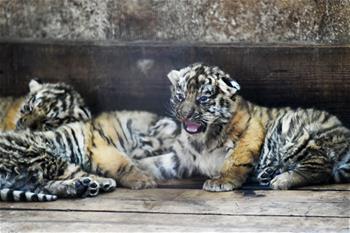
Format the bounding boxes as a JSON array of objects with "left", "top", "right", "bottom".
[
  {"left": 203, "top": 118, "right": 265, "bottom": 192},
  {"left": 90, "top": 144, "right": 157, "bottom": 189},
  {"left": 85, "top": 118, "right": 158, "bottom": 189}
]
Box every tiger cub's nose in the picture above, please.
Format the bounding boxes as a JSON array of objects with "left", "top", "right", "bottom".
[{"left": 181, "top": 109, "right": 194, "bottom": 121}]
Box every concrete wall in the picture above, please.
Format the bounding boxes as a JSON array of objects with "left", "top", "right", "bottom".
[{"left": 0, "top": 0, "right": 349, "bottom": 44}]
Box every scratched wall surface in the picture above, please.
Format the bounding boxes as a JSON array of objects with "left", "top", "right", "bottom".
[{"left": 0, "top": 0, "right": 349, "bottom": 43}]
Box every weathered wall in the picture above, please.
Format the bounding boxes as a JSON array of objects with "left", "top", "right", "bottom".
[{"left": 0, "top": 0, "right": 349, "bottom": 43}]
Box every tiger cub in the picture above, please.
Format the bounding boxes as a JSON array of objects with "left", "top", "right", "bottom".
[
  {"left": 0, "top": 78, "right": 179, "bottom": 201},
  {"left": 138, "top": 63, "right": 350, "bottom": 191},
  {"left": 0, "top": 79, "right": 91, "bottom": 131},
  {"left": 0, "top": 109, "right": 178, "bottom": 201},
  {"left": 0, "top": 79, "right": 112, "bottom": 201}
]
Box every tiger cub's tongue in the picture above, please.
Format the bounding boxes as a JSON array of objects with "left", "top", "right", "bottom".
[{"left": 184, "top": 120, "right": 202, "bottom": 134}]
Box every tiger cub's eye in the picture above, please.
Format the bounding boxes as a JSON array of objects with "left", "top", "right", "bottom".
[
  {"left": 37, "top": 102, "right": 44, "bottom": 107},
  {"left": 198, "top": 96, "right": 209, "bottom": 103},
  {"left": 20, "top": 105, "right": 31, "bottom": 114},
  {"left": 176, "top": 93, "right": 185, "bottom": 102}
]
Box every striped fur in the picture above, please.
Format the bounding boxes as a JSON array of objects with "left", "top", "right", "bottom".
[
  {"left": 0, "top": 110, "right": 177, "bottom": 201},
  {"left": 16, "top": 79, "right": 91, "bottom": 130},
  {"left": 0, "top": 79, "right": 97, "bottom": 201},
  {"left": 0, "top": 188, "right": 57, "bottom": 202},
  {"left": 255, "top": 108, "right": 350, "bottom": 189},
  {"left": 0, "top": 128, "right": 117, "bottom": 201},
  {"left": 137, "top": 63, "right": 350, "bottom": 191},
  {"left": 0, "top": 97, "right": 24, "bottom": 131},
  {"left": 0, "top": 79, "right": 91, "bottom": 132},
  {"left": 1, "top": 79, "right": 178, "bottom": 201}
]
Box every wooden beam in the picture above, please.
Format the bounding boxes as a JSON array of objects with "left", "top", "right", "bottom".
[
  {"left": 158, "top": 179, "right": 350, "bottom": 191},
  {"left": 1, "top": 210, "right": 347, "bottom": 232},
  {"left": 1, "top": 188, "right": 349, "bottom": 218}
]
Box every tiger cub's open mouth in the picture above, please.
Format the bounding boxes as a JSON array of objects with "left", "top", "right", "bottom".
[{"left": 183, "top": 119, "right": 206, "bottom": 134}]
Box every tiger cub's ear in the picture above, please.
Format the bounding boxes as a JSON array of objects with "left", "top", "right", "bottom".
[
  {"left": 29, "top": 79, "right": 43, "bottom": 92},
  {"left": 74, "top": 106, "right": 91, "bottom": 120},
  {"left": 167, "top": 70, "right": 180, "bottom": 86},
  {"left": 217, "top": 76, "right": 240, "bottom": 96}
]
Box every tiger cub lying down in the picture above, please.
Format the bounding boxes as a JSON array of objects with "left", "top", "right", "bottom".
[
  {"left": 0, "top": 111, "right": 176, "bottom": 201},
  {"left": 138, "top": 63, "right": 350, "bottom": 191},
  {"left": 0, "top": 79, "right": 91, "bottom": 131},
  {"left": 0, "top": 79, "right": 91, "bottom": 132},
  {"left": 0, "top": 79, "right": 107, "bottom": 201},
  {"left": 0, "top": 80, "right": 177, "bottom": 201}
]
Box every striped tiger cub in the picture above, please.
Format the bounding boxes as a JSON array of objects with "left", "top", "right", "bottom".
[
  {"left": 138, "top": 63, "right": 350, "bottom": 191},
  {"left": 0, "top": 79, "right": 91, "bottom": 131},
  {"left": 0, "top": 109, "right": 178, "bottom": 201},
  {"left": 1, "top": 79, "right": 178, "bottom": 201}
]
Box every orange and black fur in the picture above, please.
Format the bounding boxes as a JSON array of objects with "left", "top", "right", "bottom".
[
  {"left": 0, "top": 80, "right": 178, "bottom": 201},
  {"left": 138, "top": 63, "right": 350, "bottom": 191},
  {"left": 0, "top": 79, "right": 91, "bottom": 132},
  {"left": 0, "top": 96, "right": 24, "bottom": 131},
  {"left": 0, "top": 110, "right": 178, "bottom": 201}
]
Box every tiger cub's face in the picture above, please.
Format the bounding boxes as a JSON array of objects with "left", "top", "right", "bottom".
[
  {"left": 16, "top": 80, "right": 91, "bottom": 130},
  {"left": 168, "top": 63, "right": 240, "bottom": 135}
]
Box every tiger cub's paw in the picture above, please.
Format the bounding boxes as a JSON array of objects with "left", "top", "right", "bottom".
[
  {"left": 123, "top": 171, "right": 158, "bottom": 190},
  {"left": 76, "top": 177, "right": 116, "bottom": 197},
  {"left": 99, "top": 178, "right": 117, "bottom": 193},
  {"left": 270, "top": 173, "right": 292, "bottom": 190},
  {"left": 75, "top": 177, "right": 101, "bottom": 197},
  {"left": 203, "top": 177, "right": 242, "bottom": 192}
]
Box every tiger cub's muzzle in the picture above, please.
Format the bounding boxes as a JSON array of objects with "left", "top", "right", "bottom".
[{"left": 178, "top": 109, "right": 207, "bottom": 134}]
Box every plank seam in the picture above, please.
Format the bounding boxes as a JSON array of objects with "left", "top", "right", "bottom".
[{"left": 1, "top": 208, "right": 348, "bottom": 219}]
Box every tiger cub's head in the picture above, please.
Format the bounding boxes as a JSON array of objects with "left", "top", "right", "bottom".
[
  {"left": 168, "top": 63, "right": 240, "bottom": 135},
  {"left": 16, "top": 79, "right": 91, "bottom": 130}
]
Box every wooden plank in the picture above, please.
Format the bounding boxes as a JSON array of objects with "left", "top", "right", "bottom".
[
  {"left": 158, "top": 178, "right": 205, "bottom": 189},
  {"left": 0, "top": 41, "right": 349, "bottom": 127},
  {"left": 158, "top": 179, "right": 350, "bottom": 191},
  {"left": 298, "top": 184, "right": 350, "bottom": 191},
  {"left": 1, "top": 210, "right": 348, "bottom": 233},
  {"left": 1, "top": 189, "right": 349, "bottom": 218}
]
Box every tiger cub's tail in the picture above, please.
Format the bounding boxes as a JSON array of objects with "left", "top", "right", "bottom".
[{"left": 0, "top": 188, "right": 57, "bottom": 202}]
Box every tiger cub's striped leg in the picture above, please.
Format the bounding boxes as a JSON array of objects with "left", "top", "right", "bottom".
[
  {"left": 44, "top": 177, "right": 100, "bottom": 198},
  {"left": 90, "top": 145, "right": 157, "bottom": 189},
  {"left": 203, "top": 119, "right": 265, "bottom": 192},
  {"left": 270, "top": 169, "right": 331, "bottom": 190},
  {"left": 270, "top": 149, "right": 332, "bottom": 190},
  {"left": 43, "top": 163, "right": 116, "bottom": 198},
  {"left": 131, "top": 118, "right": 178, "bottom": 159},
  {"left": 136, "top": 152, "right": 183, "bottom": 180},
  {"left": 117, "top": 164, "right": 157, "bottom": 190}
]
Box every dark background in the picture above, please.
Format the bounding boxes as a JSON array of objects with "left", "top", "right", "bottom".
[{"left": 0, "top": 41, "right": 349, "bottom": 127}]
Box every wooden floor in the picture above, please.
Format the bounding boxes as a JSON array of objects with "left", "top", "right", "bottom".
[{"left": 1, "top": 181, "right": 349, "bottom": 232}]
